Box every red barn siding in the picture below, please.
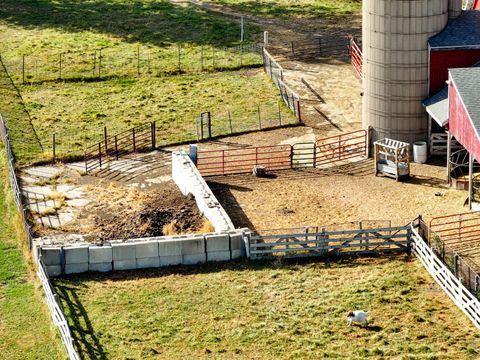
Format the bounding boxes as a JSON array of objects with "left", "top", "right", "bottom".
[
  {"left": 448, "top": 77, "right": 480, "bottom": 162},
  {"left": 430, "top": 49, "right": 480, "bottom": 94}
]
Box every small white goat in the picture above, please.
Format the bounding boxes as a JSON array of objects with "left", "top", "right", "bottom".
[{"left": 346, "top": 310, "right": 369, "bottom": 327}]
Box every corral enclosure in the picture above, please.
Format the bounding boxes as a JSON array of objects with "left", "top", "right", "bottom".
[{"left": 52, "top": 257, "right": 480, "bottom": 359}]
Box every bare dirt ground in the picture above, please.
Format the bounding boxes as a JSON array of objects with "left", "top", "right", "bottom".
[
  {"left": 23, "top": 149, "right": 209, "bottom": 245},
  {"left": 208, "top": 158, "right": 467, "bottom": 232}
]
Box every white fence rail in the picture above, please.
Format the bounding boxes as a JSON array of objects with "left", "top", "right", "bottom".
[
  {"left": 1, "top": 113, "right": 80, "bottom": 359},
  {"left": 37, "top": 258, "right": 80, "bottom": 359},
  {"left": 411, "top": 226, "right": 480, "bottom": 329}
]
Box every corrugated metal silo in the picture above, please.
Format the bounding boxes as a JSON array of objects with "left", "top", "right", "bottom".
[{"left": 362, "top": 0, "right": 449, "bottom": 145}]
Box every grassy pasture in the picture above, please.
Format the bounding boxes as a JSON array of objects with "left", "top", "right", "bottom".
[
  {"left": 0, "top": 0, "right": 262, "bottom": 83},
  {"left": 20, "top": 70, "right": 296, "bottom": 160},
  {"left": 202, "top": 0, "right": 361, "bottom": 18},
  {"left": 0, "top": 0, "right": 295, "bottom": 164},
  {"left": 53, "top": 256, "right": 480, "bottom": 359},
  {"left": 0, "top": 146, "right": 64, "bottom": 359}
]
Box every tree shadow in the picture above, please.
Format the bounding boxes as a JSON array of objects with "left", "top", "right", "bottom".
[
  {"left": 54, "top": 282, "right": 108, "bottom": 359},
  {"left": 0, "top": 0, "right": 259, "bottom": 48}
]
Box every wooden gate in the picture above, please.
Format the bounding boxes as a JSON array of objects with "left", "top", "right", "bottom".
[{"left": 248, "top": 225, "right": 410, "bottom": 259}]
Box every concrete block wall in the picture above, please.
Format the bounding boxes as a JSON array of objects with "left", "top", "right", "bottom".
[
  {"left": 37, "top": 229, "right": 249, "bottom": 277},
  {"left": 172, "top": 151, "right": 235, "bottom": 233}
]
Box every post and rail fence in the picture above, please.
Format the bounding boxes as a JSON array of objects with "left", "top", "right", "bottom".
[
  {"left": 0, "top": 113, "right": 80, "bottom": 359},
  {"left": 248, "top": 225, "right": 411, "bottom": 259}
]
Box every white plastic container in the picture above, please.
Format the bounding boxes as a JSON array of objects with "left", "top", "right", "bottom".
[{"left": 413, "top": 141, "right": 427, "bottom": 164}]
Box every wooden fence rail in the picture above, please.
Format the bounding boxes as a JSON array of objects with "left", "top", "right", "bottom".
[{"left": 248, "top": 225, "right": 410, "bottom": 259}]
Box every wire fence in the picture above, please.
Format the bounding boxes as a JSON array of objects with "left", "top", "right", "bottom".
[
  {"left": 4, "top": 43, "right": 263, "bottom": 84},
  {"left": 195, "top": 102, "right": 297, "bottom": 140},
  {"left": 262, "top": 48, "right": 301, "bottom": 120}
]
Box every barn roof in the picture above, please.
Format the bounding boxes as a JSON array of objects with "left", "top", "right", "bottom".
[
  {"left": 429, "top": 11, "right": 480, "bottom": 49},
  {"left": 450, "top": 67, "right": 480, "bottom": 130}
]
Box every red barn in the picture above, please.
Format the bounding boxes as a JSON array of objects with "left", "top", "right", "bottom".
[{"left": 429, "top": 11, "right": 480, "bottom": 95}]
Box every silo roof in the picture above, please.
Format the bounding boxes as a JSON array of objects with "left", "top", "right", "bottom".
[
  {"left": 429, "top": 11, "right": 480, "bottom": 48},
  {"left": 422, "top": 87, "right": 449, "bottom": 127},
  {"left": 450, "top": 67, "right": 480, "bottom": 130}
]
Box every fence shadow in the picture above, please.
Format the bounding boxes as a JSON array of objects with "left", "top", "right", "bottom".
[
  {"left": 90, "top": 149, "right": 172, "bottom": 183},
  {"left": 204, "top": 158, "right": 373, "bottom": 187},
  {"left": 54, "top": 282, "right": 108, "bottom": 359}
]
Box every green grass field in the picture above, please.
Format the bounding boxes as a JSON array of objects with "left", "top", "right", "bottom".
[
  {"left": 0, "top": 0, "right": 297, "bottom": 165},
  {"left": 0, "top": 146, "right": 64, "bottom": 359},
  {"left": 53, "top": 256, "right": 480, "bottom": 359},
  {"left": 202, "top": 0, "right": 361, "bottom": 18},
  {"left": 20, "top": 69, "right": 295, "bottom": 160}
]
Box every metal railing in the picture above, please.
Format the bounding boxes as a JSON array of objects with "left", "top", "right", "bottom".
[
  {"left": 349, "top": 37, "right": 362, "bottom": 78},
  {"left": 195, "top": 129, "right": 367, "bottom": 176}
]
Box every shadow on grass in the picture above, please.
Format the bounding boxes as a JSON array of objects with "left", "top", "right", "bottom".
[
  {"left": 56, "top": 253, "right": 414, "bottom": 285},
  {"left": 55, "top": 282, "right": 108, "bottom": 359},
  {"left": 0, "top": 0, "right": 260, "bottom": 47}
]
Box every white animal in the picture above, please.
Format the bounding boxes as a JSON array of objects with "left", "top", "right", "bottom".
[{"left": 346, "top": 310, "right": 369, "bottom": 327}]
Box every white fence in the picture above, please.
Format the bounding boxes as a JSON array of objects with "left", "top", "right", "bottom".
[
  {"left": 411, "top": 226, "right": 480, "bottom": 329},
  {"left": 1, "top": 113, "right": 80, "bottom": 359},
  {"left": 37, "top": 258, "right": 80, "bottom": 359}
]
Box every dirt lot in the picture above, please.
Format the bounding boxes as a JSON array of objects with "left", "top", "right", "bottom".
[
  {"left": 208, "top": 158, "right": 467, "bottom": 231},
  {"left": 22, "top": 150, "right": 209, "bottom": 244}
]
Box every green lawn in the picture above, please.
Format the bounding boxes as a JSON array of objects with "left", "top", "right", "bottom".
[
  {"left": 0, "top": 0, "right": 262, "bottom": 83},
  {"left": 202, "top": 0, "right": 361, "bottom": 18},
  {"left": 53, "top": 256, "right": 480, "bottom": 359},
  {"left": 20, "top": 69, "right": 296, "bottom": 161},
  {"left": 0, "top": 146, "right": 64, "bottom": 359}
]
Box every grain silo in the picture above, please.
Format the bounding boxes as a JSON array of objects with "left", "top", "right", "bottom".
[{"left": 362, "top": 0, "right": 461, "bottom": 145}]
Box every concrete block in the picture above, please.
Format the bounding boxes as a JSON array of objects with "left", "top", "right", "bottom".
[
  {"left": 230, "top": 233, "right": 243, "bottom": 250},
  {"left": 137, "top": 257, "right": 160, "bottom": 269},
  {"left": 89, "top": 245, "right": 113, "bottom": 263},
  {"left": 136, "top": 241, "right": 159, "bottom": 258},
  {"left": 183, "top": 253, "right": 206, "bottom": 265},
  {"left": 231, "top": 249, "right": 242, "bottom": 260},
  {"left": 113, "top": 259, "right": 137, "bottom": 271},
  {"left": 207, "top": 250, "right": 231, "bottom": 262},
  {"left": 46, "top": 265, "right": 62, "bottom": 277},
  {"left": 89, "top": 262, "right": 112, "bottom": 273},
  {"left": 205, "top": 234, "right": 230, "bottom": 252},
  {"left": 158, "top": 240, "right": 183, "bottom": 256},
  {"left": 181, "top": 237, "right": 205, "bottom": 255},
  {"left": 40, "top": 247, "right": 62, "bottom": 266},
  {"left": 112, "top": 243, "right": 136, "bottom": 261},
  {"left": 159, "top": 255, "right": 183, "bottom": 266},
  {"left": 65, "top": 263, "right": 89, "bottom": 275},
  {"left": 64, "top": 246, "right": 89, "bottom": 264}
]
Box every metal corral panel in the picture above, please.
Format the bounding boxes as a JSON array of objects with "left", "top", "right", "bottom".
[{"left": 362, "top": 0, "right": 448, "bottom": 145}]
